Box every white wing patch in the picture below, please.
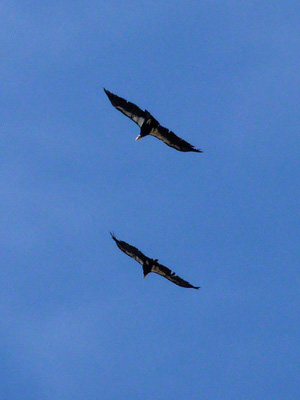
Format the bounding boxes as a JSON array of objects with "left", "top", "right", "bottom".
[{"left": 115, "top": 105, "right": 145, "bottom": 127}]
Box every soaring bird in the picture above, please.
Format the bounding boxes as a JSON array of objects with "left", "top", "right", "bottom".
[
  {"left": 104, "top": 88, "right": 202, "bottom": 153},
  {"left": 111, "top": 233, "right": 200, "bottom": 289}
]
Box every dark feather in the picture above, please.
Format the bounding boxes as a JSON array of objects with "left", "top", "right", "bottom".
[
  {"left": 110, "top": 233, "right": 147, "bottom": 265},
  {"left": 111, "top": 233, "right": 200, "bottom": 289},
  {"left": 104, "top": 89, "right": 146, "bottom": 127},
  {"left": 151, "top": 262, "right": 200, "bottom": 289},
  {"left": 151, "top": 126, "right": 202, "bottom": 153},
  {"left": 104, "top": 88, "right": 202, "bottom": 153}
]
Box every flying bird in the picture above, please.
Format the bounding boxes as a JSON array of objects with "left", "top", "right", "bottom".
[
  {"left": 111, "top": 233, "right": 200, "bottom": 289},
  {"left": 104, "top": 88, "right": 202, "bottom": 153}
]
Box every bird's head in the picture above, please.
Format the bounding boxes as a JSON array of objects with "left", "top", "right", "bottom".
[
  {"left": 142, "top": 261, "right": 152, "bottom": 278},
  {"left": 136, "top": 114, "right": 155, "bottom": 141},
  {"left": 135, "top": 128, "right": 150, "bottom": 141},
  {"left": 135, "top": 134, "right": 144, "bottom": 141}
]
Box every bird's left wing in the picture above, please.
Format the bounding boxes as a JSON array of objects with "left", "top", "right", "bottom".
[
  {"left": 111, "top": 233, "right": 147, "bottom": 265},
  {"left": 151, "top": 125, "right": 202, "bottom": 153},
  {"left": 104, "top": 89, "right": 146, "bottom": 127},
  {"left": 151, "top": 261, "right": 200, "bottom": 289}
]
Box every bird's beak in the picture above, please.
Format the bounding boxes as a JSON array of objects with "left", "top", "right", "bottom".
[{"left": 135, "top": 135, "right": 142, "bottom": 141}]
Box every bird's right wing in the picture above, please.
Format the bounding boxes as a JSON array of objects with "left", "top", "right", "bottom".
[
  {"left": 151, "top": 261, "right": 200, "bottom": 289},
  {"left": 151, "top": 125, "right": 202, "bottom": 153},
  {"left": 110, "top": 233, "right": 147, "bottom": 265},
  {"left": 104, "top": 89, "right": 146, "bottom": 127}
]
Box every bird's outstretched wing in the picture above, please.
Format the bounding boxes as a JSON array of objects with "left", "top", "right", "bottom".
[
  {"left": 151, "top": 126, "right": 202, "bottom": 153},
  {"left": 151, "top": 261, "right": 200, "bottom": 289},
  {"left": 111, "top": 234, "right": 200, "bottom": 289},
  {"left": 110, "top": 233, "right": 147, "bottom": 265},
  {"left": 104, "top": 89, "right": 146, "bottom": 127}
]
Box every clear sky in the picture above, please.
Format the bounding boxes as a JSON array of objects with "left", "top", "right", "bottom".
[{"left": 1, "top": 1, "right": 300, "bottom": 399}]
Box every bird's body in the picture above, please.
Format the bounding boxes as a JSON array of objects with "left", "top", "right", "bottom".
[
  {"left": 104, "top": 88, "right": 202, "bottom": 153},
  {"left": 111, "top": 233, "right": 200, "bottom": 289}
]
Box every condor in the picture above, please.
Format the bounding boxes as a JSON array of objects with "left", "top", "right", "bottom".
[
  {"left": 111, "top": 233, "right": 200, "bottom": 289},
  {"left": 104, "top": 89, "right": 202, "bottom": 153}
]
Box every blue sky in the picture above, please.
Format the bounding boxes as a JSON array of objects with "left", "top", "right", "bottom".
[{"left": 1, "top": 1, "right": 300, "bottom": 399}]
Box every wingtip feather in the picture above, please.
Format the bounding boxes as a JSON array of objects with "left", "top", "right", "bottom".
[
  {"left": 103, "top": 88, "right": 112, "bottom": 98},
  {"left": 110, "top": 231, "right": 117, "bottom": 241}
]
